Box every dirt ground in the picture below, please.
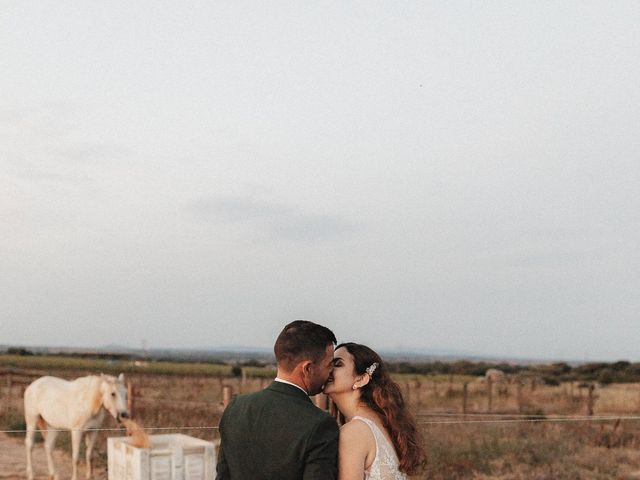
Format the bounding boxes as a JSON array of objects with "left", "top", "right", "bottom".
[{"left": 0, "top": 433, "right": 107, "bottom": 480}]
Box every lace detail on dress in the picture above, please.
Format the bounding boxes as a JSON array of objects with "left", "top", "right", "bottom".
[{"left": 351, "top": 416, "right": 408, "bottom": 480}]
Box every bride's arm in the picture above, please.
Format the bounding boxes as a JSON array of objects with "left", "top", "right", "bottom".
[{"left": 338, "top": 422, "right": 376, "bottom": 480}]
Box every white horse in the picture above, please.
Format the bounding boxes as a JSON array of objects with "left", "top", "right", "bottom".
[
  {"left": 485, "top": 368, "right": 507, "bottom": 383},
  {"left": 24, "top": 373, "right": 130, "bottom": 480}
]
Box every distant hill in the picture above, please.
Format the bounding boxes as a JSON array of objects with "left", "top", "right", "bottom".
[
  {"left": 3, "top": 343, "right": 639, "bottom": 383},
  {"left": 0, "top": 343, "right": 568, "bottom": 365}
]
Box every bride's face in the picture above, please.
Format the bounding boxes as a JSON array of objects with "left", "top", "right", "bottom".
[{"left": 323, "top": 346, "right": 357, "bottom": 396}]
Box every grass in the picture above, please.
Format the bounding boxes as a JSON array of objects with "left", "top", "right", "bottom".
[
  {"left": 421, "top": 421, "right": 640, "bottom": 479},
  {"left": 4, "top": 359, "right": 640, "bottom": 479}
]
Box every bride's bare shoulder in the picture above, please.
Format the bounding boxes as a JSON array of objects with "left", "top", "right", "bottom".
[{"left": 340, "top": 418, "right": 375, "bottom": 443}]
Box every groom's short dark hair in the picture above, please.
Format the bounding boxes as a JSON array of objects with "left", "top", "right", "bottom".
[{"left": 274, "top": 320, "right": 337, "bottom": 372}]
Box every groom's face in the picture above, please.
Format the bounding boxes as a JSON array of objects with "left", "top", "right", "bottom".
[{"left": 306, "top": 344, "right": 335, "bottom": 396}]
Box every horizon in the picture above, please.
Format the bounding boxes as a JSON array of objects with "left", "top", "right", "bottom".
[{"left": 2, "top": 341, "right": 634, "bottom": 365}]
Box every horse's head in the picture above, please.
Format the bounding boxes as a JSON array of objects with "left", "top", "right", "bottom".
[{"left": 100, "top": 373, "right": 130, "bottom": 422}]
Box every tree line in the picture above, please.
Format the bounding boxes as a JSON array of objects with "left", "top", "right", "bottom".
[{"left": 387, "top": 360, "right": 640, "bottom": 384}]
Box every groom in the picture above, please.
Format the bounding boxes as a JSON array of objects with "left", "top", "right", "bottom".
[{"left": 216, "top": 320, "right": 339, "bottom": 479}]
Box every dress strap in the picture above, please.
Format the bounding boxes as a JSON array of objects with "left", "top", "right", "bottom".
[
  {"left": 352, "top": 416, "right": 381, "bottom": 434},
  {"left": 352, "top": 415, "right": 373, "bottom": 427},
  {"left": 351, "top": 416, "right": 406, "bottom": 480},
  {"left": 351, "top": 416, "right": 379, "bottom": 476},
  {"left": 352, "top": 416, "right": 383, "bottom": 445}
]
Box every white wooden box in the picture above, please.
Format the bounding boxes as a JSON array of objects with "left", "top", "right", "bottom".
[{"left": 108, "top": 434, "right": 216, "bottom": 480}]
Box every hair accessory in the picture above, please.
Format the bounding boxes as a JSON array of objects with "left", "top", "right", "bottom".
[{"left": 365, "top": 362, "right": 379, "bottom": 377}]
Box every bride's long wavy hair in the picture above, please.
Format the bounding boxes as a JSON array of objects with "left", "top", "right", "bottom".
[{"left": 332, "top": 342, "right": 425, "bottom": 475}]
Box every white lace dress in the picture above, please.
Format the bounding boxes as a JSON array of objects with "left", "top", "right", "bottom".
[{"left": 352, "top": 416, "right": 408, "bottom": 480}]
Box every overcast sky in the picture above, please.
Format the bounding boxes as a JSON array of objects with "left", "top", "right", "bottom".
[{"left": 1, "top": 2, "right": 639, "bottom": 361}]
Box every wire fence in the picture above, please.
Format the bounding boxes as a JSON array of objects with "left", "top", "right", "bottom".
[
  {"left": 2, "top": 412, "right": 640, "bottom": 434},
  {"left": 3, "top": 369, "right": 640, "bottom": 436},
  {"left": 0, "top": 425, "right": 220, "bottom": 434}
]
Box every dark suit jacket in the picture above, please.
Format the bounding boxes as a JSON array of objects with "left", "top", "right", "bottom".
[{"left": 216, "top": 381, "right": 339, "bottom": 480}]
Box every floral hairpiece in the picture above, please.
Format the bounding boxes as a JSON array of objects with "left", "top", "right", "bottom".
[{"left": 365, "top": 362, "right": 379, "bottom": 377}]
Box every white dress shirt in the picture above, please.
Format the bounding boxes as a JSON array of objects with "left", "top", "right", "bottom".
[{"left": 274, "top": 377, "right": 308, "bottom": 395}]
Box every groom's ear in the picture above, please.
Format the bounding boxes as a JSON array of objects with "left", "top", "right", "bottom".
[{"left": 301, "top": 360, "right": 313, "bottom": 375}]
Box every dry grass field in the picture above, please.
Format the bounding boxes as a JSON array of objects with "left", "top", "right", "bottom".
[{"left": 2, "top": 358, "right": 640, "bottom": 479}]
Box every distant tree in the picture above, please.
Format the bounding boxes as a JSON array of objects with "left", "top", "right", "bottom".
[
  {"left": 625, "top": 363, "right": 640, "bottom": 379},
  {"left": 240, "top": 359, "right": 266, "bottom": 368},
  {"left": 597, "top": 368, "right": 615, "bottom": 385},
  {"left": 611, "top": 361, "right": 631, "bottom": 371},
  {"left": 549, "top": 362, "right": 572, "bottom": 375},
  {"left": 574, "top": 362, "right": 609, "bottom": 380},
  {"left": 7, "top": 347, "right": 34, "bottom": 356},
  {"left": 542, "top": 376, "right": 560, "bottom": 386}
]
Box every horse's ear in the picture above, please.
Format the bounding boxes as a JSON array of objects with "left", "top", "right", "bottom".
[{"left": 118, "top": 373, "right": 125, "bottom": 382}]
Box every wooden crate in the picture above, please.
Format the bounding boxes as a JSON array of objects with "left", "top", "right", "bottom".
[{"left": 108, "top": 434, "right": 216, "bottom": 480}]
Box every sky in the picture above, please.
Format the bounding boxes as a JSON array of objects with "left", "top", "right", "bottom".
[{"left": 1, "top": 2, "right": 639, "bottom": 361}]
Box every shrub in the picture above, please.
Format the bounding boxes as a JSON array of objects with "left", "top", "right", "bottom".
[
  {"left": 7, "top": 347, "right": 34, "bottom": 356},
  {"left": 542, "top": 376, "right": 560, "bottom": 386},
  {"left": 597, "top": 368, "right": 615, "bottom": 385}
]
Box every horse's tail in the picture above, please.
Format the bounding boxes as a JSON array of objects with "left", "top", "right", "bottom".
[{"left": 37, "top": 416, "right": 47, "bottom": 439}]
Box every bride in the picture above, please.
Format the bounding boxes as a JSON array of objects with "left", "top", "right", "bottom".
[{"left": 323, "top": 343, "right": 425, "bottom": 479}]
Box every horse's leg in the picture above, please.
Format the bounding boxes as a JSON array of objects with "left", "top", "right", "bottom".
[
  {"left": 24, "top": 415, "right": 37, "bottom": 480},
  {"left": 43, "top": 425, "right": 59, "bottom": 480},
  {"left": 84, "top": 429, "right": 98, "bottom": 479},
  {"left": 71, "top": 429, "right": 82, "bottom": 480}
]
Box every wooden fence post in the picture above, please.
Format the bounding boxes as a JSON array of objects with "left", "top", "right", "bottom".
[
  {"left": 241, "top": 368, "right": 247, "bottom": 391},
  {"left": 587, "top": 384, "right": 595, "bottom": 416},
  {"left": 462, "top": 383, "right": 468, "bottom": 415},
  {"left": 517, "top": 380, "right": 523, "bottom": 414},
  {"left": 127, "top": 383, "right": 135, "bottom": 419},
  {"left": 6, "top": 372, "right": 12, "bottom": 419},
  {"left": 448, "top": 375, "right": 453, "bottom": 396},
  {"left": 222, "top": 385, "right": 232, "bottom": 408},
  {"left": 487, "top": 377, "right": 493, "bottom": 413},
  {"left": 569, "top": 382, "right": 574, "bottom": 401}
]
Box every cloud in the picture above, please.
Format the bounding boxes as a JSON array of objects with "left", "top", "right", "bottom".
[
  {"left": 188, "top": 196, "right": 360, "bottom": 242},
  {"left": 54, "top": 143, "right": 129, "bottom": 164},
  {"left": 190, "top": 196, "right": 289, "bottom": 222},
  {"left": 509, "top": 247, "right": 607, "bottom": 268},
  {"left": 17, "top": 170, "right": 93, "bottom": 185},
  {"left": 1, "top": 103, "right": 129, "bottom": 168},
  {"left": 0, "top": 102, "right": 78, "bottom": 136}
]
